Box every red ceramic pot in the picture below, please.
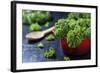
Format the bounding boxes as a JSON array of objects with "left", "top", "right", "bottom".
[{"left": 60, "top": 37, "right": 91, "bottom": 56}]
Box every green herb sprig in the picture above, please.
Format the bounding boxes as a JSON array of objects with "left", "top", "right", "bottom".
[{"left": 55, "top": 12, "right": 91, "bottom": 48}]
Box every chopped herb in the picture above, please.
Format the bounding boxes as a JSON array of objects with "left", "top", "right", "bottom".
[
  {"left": 37, "top": 42, "right": 44, "bottom": 48},
  {"left": 30, "top": 23, "right": 41, "bottom": 31},
  {"left": 64, "top": 56, "right": 70, "bottom": 61},
  {"left": 45, "top": 34, "right": 55, "bottom": 41},
  {"left": 44, "top": 22, "right": 49, "bottom": 27},
  {"left": 44, "top": 47, "right": 56, "bottom": 58}
]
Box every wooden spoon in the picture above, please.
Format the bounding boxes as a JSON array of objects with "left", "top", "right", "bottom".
[{"left": 26, "top": 26, "right": 55, "bottom": 40}]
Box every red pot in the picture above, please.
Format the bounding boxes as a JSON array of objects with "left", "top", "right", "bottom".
[{"left": 60, "top": 37, "right": 91, "bottom": 56}]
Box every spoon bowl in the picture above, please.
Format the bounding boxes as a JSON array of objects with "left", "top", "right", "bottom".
[
  {"left": 26, "top": 26, "right": 55, "bottom": 40},
  {"left": 26, "top": 31, "right": 44, "bottom": 40}
]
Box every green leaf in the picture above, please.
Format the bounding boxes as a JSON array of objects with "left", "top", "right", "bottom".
[
  {"left": 67, "top": 30, "right": 81, "bottom": 48},
  {"left": 44, "top": 22, "right": 49, "bottom": 27},
  {"left": 37, "top": 42, "right": 44, "bottom": 48},
  {"left": 44, "top": 47, "right": 56, "bottom": 58},
  {"left": 45, "top": 34, "right": 55, "bottom": 41},
  {"left": 29, "top": 23, "right": 41, "bottom": 31},
  {"left": 64, "top": 56, "right": 70, "bottom": 61}
]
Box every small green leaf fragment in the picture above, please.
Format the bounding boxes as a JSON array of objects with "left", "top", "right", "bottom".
[
  {"left": 64, "top": 56, "right": 70, "bottom": 61},
  {"left": 44, "top": 22, "right": 49, "bottom": 27},
  {"left": 30, "top": 23, "right": 41, "bottom": 31},
  {"left": 37, "top": 42, "right": 44, "bottom": 48},
  {"left": 46, "top": 34, "right": 55, "bottom": 41}
]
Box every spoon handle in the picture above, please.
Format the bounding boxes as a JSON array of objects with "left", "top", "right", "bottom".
[{"left": 43, "top": 26, "right": 55, "bottom": 34}]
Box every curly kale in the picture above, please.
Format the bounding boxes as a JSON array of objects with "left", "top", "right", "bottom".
[
  {"left": 44, "top": 47, "right": 56, "bottom": 58},
  {"left": 67, "top": 12, "right": 80, "bottom": 20},
  {"left": 67, "top": 12, "right": 91, "bottom": 20},
  {"left": 67, "top": 30, "right": 81, "bottom": 48},
  {"left": 55, "top": 12, "right": 91, "bottom": 48},
  {"left": 55, "top": 19, "right": 69, "bottom": 37}
]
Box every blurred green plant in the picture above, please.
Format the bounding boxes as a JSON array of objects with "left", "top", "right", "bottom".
[
  {"left": 30, "top": 23, "right": 41, "bottom": 31},
  {"left": 44, "top": 22, "right": 49, "bottom": 27},
  {"left": 45, "top": 34, "right": 55, "bottom": 41},
  {"left": 22, "top": 10, "right": 51, "bottom": 25}
]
